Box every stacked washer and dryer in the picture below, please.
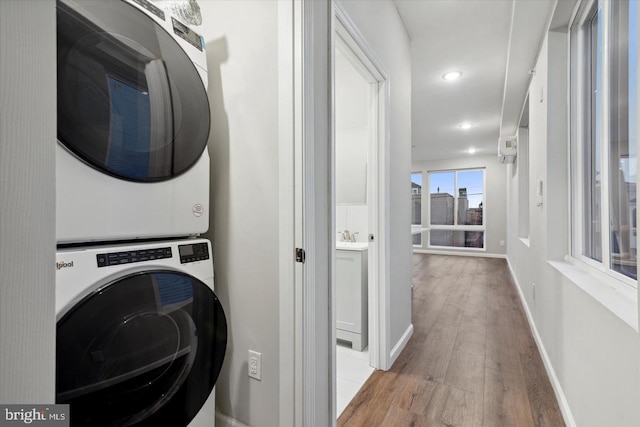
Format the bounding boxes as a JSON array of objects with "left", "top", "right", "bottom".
[{"left": 54, "top": 1, "right": 227, "bottom": 426}]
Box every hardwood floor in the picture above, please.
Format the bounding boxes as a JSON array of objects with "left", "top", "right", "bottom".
[{"left": 338, "top": 254, "right": 565, "bottom": 427}]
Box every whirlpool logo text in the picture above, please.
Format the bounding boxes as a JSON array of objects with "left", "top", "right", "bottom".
[{"left": 55, "top": 261, "right": 74, "bottom": 270}]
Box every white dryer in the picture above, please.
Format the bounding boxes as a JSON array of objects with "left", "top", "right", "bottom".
[
  {"left": 55, "top": 238, "right": 226, "bottom": 427},
  {"left": 56, "top": 0, "right": 211, "bottom": 244}
]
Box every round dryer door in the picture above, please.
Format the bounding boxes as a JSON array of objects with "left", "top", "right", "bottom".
[
  {"left": 56, "top": 0, "right": 210, "bottom": 182},
  {"left": 56, "top": 271, "right": 227, "bottom": 427}
]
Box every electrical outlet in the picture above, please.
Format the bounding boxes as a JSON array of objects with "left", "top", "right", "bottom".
[{"left": 248, "top": 350, "right": 262, "bottom": 381}]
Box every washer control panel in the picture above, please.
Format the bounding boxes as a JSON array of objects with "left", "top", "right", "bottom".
[
  {"left": 178, "top": 242, "right": 209, "bottom": 264},
  {"left": 96, "top": 247, "right": 172, "bottom": 268}
]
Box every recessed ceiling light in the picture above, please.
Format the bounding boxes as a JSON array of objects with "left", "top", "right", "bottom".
[
  {"left": 458, "top": 122, "right": 474, "bottom": 130},
  {"left": 442, "top": 71, "right": 462, "bottom": 81},
  {"left": 468, "top": 147, "right": 476, "bottom": 154}
]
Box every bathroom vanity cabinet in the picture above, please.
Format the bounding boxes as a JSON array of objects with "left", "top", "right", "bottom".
[{"left": 336, "top": 243, "right": 368, "bottom": 351}]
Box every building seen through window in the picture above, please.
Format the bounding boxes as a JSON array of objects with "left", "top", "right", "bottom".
[{"left": 429, "top": 169, "right": 485, "bottom": 249}]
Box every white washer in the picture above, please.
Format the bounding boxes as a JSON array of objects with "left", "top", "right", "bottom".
[
  {"left": 56, "top": 0, "right": 211, "bottom": 244},
  {"left": 56, "top": 239, "right": 226, "bottom": 427}
]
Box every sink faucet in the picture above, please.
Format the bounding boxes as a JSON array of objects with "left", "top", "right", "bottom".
[
  {"left": 339, "top": 230, "right": 360, "bottom": 242},
  {"left": 341, "top": 230, "right": 360, "bottom": 242}
]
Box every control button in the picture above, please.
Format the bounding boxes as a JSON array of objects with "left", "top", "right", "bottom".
[{"left": 97, "top": 255, "right": 107, "bottom": 267}]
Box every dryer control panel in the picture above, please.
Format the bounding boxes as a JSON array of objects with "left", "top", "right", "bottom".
[{"left": 178, "top": 242, "right": 209, "bottom": 264}]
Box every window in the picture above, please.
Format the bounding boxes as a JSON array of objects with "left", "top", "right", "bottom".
[
  {"left": 411, "top": 172, "right": 422, "bottom": 246},
  {"left": 572, "top": 0, "right": 638, "bottom": 284},
  {"left": 428, "top": 169, "right": 485, "bottom": 249}
]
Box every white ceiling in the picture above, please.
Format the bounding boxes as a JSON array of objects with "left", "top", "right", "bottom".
[{"left": 394, "top": 0, "right": 558, "bottom": 162}]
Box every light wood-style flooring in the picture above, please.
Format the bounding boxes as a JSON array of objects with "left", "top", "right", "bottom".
[{"left": 338, "top": 254, "right": 566, "bottom": 427}]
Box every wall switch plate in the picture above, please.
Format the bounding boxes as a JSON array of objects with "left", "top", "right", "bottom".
[
  {"left": 248, "top": 350, "right": 262, "bottom": 381},
  {"left": 536, "top": 179, "right": 543, "bottom": 207}
]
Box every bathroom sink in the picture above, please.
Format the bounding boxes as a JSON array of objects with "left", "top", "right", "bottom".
[{"left": 336, "top": 241, "right": 368, "bottom": 251}]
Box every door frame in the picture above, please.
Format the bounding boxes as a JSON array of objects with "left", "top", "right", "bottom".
[
  {"left": 279, "top": 0, "right": 334, "bottom": 425},
  {"left": 278, "top": 0, "right": 391, "bottom": 425},
  {"left": 333, "top": 2, "right": 391, "bottom": 373}
]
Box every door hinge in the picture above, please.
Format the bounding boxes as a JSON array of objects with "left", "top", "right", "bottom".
[{"left": 295, "top": 248, "right": 306, "bottom": 263}]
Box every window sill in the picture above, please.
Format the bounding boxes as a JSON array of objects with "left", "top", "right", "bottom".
[
  {"left": 548, "top": 257, "right": 638, "bottom": 332},
  {"left": 427, "top": 246, "right": 487, "bottom": 252},
  {"left": 411, "top": 225, "right": 429, "bottom": 235}
]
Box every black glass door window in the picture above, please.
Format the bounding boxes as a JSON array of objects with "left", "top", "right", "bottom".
[
  {"left": 56, "top": 271, "right": 227, "bottom": 427},
  {"left": 57, "top": 0, "right": 210, "bottom": 182}
]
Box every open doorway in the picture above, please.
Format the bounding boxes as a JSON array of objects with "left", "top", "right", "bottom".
[{"left": 333, "top": 5, "right": 389, "bottom": 419}]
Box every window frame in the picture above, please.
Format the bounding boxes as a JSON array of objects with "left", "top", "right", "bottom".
[
  {"left": 570, "top": 0, "right": 637, "bottom": 288},
  {"left": 411, "top": 171, "right": 423, "bottom": 247},
  {"left": 426, "top": 167, "right": 486, "bottom": 251}
]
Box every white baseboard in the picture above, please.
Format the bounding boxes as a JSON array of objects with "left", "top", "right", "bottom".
[
  {"left": 505, "top": 258, "right": 577, "bottom": 427},
  {"left": 413, "top": 248, "right": 507, "bottom": 259},
  {"left": 388, "top": 323, "right": 413, "bottom": 368},
  {"left": 215, "top": 411, "right": 250, "bottom": 427}
]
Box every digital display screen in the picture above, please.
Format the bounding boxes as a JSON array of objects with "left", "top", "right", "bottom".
[
  {"left": 178, "top": 243, "right": 208, "bottom": 264},
  {"left": 179, "top": 245, "right": 194, "bottom": 257}
]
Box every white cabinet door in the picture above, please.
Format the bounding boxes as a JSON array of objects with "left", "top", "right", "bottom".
[{"left": 336, "top": 249, "right": 367, "bottom": 350}]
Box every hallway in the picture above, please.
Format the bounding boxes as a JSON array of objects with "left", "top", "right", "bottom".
[{"left": 338, "top": 254, "right": 565, "bottom": 426}]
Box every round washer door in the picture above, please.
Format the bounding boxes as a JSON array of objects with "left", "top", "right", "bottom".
[
  {"left": 56, "top": 271, "right": 227, "bottom": 427},
  {"left": 57, "top": 0, "right": 210, "bottom": 182}
]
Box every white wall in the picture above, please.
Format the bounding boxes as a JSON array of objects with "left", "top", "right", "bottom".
[
  {"left": 412, "top": 154, "right": 507, "bottom": 256},
  {"left": 338, "top": 0, "right": 413, "bottom": 359},
  {"left": 0, "top": 0, "right": 56, "bottom": 403},
  {"left": 198, "top": 2, "right": 281, "bottom": 426},
  {"left": 336, "top": 205, "right": 368, "bottom": 242},
  {"left": 335, "top": 48, "right": 369, "bottom": 241},
  {"left": 507, "top": 31, "right": 640, "bottom": 426},
  {"left": 335, "top": 50, "right": 369, "bottom": 205}
]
